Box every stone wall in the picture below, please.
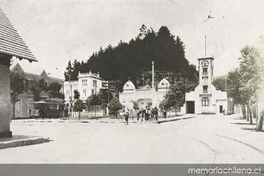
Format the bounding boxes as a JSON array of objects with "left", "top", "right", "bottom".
[{"left": 0, "top": 54, "right": 12, "bottom": 137}]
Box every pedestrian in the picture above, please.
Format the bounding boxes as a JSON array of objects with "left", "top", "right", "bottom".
[
  {"left": 136, "top": 109, "right": 140, "bottom": 121},
  {"left": 154, "top": 106, "right": 158, "bottom": 121},
  {"left": 151, "top": 108, "right": 155, "bottom": 121},
  {"left": 141, "top": 109, "right": 145, "bottom": 123},
  {"left": 163, "top": 110, "right": 167, "bottom": 118},
  {"left": 124, "top": 107, "right": 129, "bottom": 125},
  {"left": 64, "top": 104, "right": 68, "bottom": 119},
  {"left": 147, "top": 107, "right": 152, "bottom": 121},
  {"left": 145, "top": 107, "right": 150, "bottom": 121}
]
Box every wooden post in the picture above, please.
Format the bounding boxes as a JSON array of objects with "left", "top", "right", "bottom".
[{"left": 0, "top": 54, "right": 12, "bottom": 137}]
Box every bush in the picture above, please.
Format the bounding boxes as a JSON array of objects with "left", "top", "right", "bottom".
[{"left": 108, "top": 97, "right": 123, "bottom": 118}]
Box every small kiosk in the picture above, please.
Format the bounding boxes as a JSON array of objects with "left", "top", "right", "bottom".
[{"left": 0, "top": 8, "right": 36, "bottom": 137}]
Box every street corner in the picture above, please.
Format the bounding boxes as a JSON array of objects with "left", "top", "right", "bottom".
[{"left": 0, "top": 135, "right": 50, "bottom": 150}]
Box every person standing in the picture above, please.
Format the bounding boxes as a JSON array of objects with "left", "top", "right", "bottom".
[
  {"left": 145, "top": 106, "right": 149, "bottom": 121},
  {"left": 154, "top": 106, "right": 158, "bottom": 121},
  {"left": 141, "top": 109, "right": 145, "bottom": 123},
  {"left": 136, "top": 109, "right": 140, "bottom": 121},
  {"left": 124, "top": 107, "right": 129, "bottom": 125}
]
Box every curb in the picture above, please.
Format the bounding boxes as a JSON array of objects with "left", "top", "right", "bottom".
[
  {"left": 0, "top": 137, "right": 50, "bottom": 150},
  {"left": 157, "top": 116, "right": 195, "bottom": 124}
]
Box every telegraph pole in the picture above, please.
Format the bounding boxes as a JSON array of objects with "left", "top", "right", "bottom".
[{"left": 152, "top": 61, "right": 155, "bottom": 91}]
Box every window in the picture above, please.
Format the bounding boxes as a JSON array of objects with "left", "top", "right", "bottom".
[
  {"left": 202, "top": 97, "right": 209, "bottom": 106},
  {"left": 203, "top": 85, "right": 208, "bottom": 93},
  {"left": 202, "top": 68, "right": 208, "bottom": 75},
  {"left": 82, "top": 79, "right": 87, "bottom": 85},
  {"left": 83, "top": 89, "right": 87, "bottom": 96},
  {"left": 93, "top": 80, "right": 97, "bottom": 87},
  {"left": 201, "top": 60, "right": 209, "bottom": 67},
  {"left": 91, "top": 89, "right": 95, "bottom": 95}
]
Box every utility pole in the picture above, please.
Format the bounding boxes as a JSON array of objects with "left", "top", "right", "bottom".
[
  {"left": 67, "top": 73, "right": 73, "bottom": 119},
  {"left": 152, "top": 61, "right": 155, "bottom": 91}
]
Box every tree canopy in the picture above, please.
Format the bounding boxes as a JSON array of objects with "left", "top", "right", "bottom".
[
  {"left": 108, "top": 96, "right": 123, "bottom": 118},
  {"left": 162, "top": 81, "right": 186, "bottom": 113},
  {"left": 64, "top": 25, "right": 198, "bottom": 91}
]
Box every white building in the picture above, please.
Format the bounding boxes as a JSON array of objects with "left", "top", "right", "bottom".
[
  {"left": 119, "top": 78, "right": 170, "bottom": 109},
  {"left": 184, "top": 57, "right": 228, "bottom": 114},
  {"left": 64, "top": 71, "right": 106, "bottom": 105}
]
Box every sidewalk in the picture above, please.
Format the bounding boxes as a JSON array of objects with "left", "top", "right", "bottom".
[{"left": 14, "top": 115, "right": 196, "bottom": 124}]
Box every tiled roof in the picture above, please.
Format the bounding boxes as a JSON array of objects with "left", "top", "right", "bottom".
[{"left": 0, "top": 8, "right": 36, "bottom": 62}]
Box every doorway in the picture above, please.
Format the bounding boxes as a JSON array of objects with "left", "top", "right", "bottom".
[
  {"left": 186, "top": 101, "right": 195, "bottom": 114},
  {"left": 219, "top": 105, "right": 223, "bottom": 113}
]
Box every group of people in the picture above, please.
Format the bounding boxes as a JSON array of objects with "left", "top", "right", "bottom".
[{"left": 123, "top": 106, "right": 159, "bottom": 125}]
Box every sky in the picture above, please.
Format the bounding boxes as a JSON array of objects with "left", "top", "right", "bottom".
[{"left": 1, "top": 0, "right": 264, "bottom": 79}]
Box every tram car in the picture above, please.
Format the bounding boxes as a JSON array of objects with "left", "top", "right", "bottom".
[{"left": 32, "top": 98, "right": 64, "bottom": 118}]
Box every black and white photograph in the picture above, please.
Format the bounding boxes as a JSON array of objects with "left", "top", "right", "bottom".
[{"left": 0, "top": 0, "right": 264, "bottom": 175}]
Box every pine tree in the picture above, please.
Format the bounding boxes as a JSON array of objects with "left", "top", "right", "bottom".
[{"left": 108, "top": 96, "right": 123, "bottom": 118}]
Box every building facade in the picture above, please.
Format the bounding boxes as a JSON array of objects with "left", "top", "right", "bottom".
[
  {"left": 11, "top": 63, "right": 63, "bottom": 118},
  {"left": 185, "top": 57, "right": 228, "bottom": 114},
  {"left": 119, "top": 78, "right": 170, "bottom": 109},
  {"left": 64, "top": 71, "right": 106, "bottom": 104}
]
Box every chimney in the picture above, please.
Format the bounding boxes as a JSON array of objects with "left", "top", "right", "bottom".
[{"left": 152, "top": 61, "right": 154, "bottom": 90}]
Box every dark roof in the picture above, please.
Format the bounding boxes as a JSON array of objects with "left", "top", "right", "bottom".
[
  {"left": 198, "top": 57, "right": 214, "bottom": 60},
  {"left": 0, "top": 8, "right": 36, "bottom": 62}
]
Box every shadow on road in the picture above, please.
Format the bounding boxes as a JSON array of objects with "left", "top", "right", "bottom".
[
  {"left": 231, "top": 122, "right": 256, "bottom": 125},
  {"left": 241, "top": 127, "right": 264, "bottom": 133}
]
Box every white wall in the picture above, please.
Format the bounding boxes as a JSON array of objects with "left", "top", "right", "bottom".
[
  {"left": 185, "top": 82, "right": 227, "bottom": 114},
  {"left": 119, "top": 90, "right": 166, "bottom": 110},
  {"left": 64, "top": 73, "right": 104, "bottom": 104}
]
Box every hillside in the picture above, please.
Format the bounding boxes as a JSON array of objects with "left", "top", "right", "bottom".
[{"left": 65, "top": 25, "right": 198, "bottom": 91}]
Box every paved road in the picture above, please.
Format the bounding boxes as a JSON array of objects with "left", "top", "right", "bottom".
[{"left": 0, "top": 114, "right": 263, "bottom": 163}]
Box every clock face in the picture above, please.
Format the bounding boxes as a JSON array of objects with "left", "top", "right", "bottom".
[{"left": 201, "top": 60, "right": 209, "bottom": 67}]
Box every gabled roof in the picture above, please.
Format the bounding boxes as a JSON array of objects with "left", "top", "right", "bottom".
[
  {"left": 0, "top": 8, "right": 36, "bottom": 62},
  {"left": 40, "top": 70, "right": 48, "bottom": 78},
  {"left": 123, "top": 80, "right": 136, "bottom": 92},
  {"left": 11, "top": 63, "right": 24, "bottom": 73}
]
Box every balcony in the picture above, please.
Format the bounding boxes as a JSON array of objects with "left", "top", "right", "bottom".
[
  {"left": 202, "top": 72, "right": 208, "bottom": 76},
  {"left": 199, "top": 93, "right": 212, "bottom": 97}
]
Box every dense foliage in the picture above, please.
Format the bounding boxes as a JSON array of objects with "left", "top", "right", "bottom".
[
  {"left": 108, "top": 96, "right": 123, "bottom": 118},
  {"left": 74, "top": 99, "right": 86, "bottom": 119},
  {"left": 161, "top": 81, "right": 186, "bottom": 114},
  {"left": 215, "top": 45, "right": 261, "bottom": 126},
  {"left": 64, "top": 25, "right": 198, "bottom": 91}
]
